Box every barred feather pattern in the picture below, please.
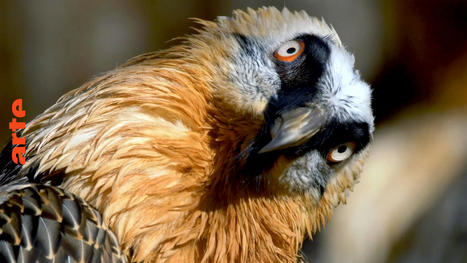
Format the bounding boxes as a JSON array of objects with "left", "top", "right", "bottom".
[{"left": 0, "top": 184, "right": 126, "bottom": 263}]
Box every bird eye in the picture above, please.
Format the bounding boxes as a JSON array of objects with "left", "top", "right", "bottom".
[
  {"left": 274, "top": 40, "right": 305, "bottom": 62},
  {"left": 327, "top": 142, "right": 356, "bottom": 163}
]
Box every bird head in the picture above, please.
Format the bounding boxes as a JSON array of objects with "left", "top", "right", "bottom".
[{"left": 183, "top": 8, "right": 374, "bottom": 200}]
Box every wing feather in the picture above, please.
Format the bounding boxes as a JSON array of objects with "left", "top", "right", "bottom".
[{"left": 0, "top": 184, "right": 126, "bottom": 262}]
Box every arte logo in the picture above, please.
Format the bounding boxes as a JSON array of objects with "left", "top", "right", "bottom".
[{"left": 9, "top": 99, "right": 26, "bottom": 165}]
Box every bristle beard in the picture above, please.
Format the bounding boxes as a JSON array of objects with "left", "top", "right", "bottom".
[{"left": 16, "top": 7, "right": 364, "bottom": 262}]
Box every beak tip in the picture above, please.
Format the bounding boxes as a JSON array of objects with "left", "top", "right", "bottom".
[
  {"left": 257, "top": 135, "right": 288, "bottom": 154},
  {"left": 258, "top": 143, "right": 274, "bottom": 154}
]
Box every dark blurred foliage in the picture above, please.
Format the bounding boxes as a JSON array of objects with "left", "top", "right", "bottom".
[{"left": 1, "top": 0, "right": 466, "bottom": 262}]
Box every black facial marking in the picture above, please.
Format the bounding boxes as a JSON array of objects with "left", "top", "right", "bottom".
[
  {"left": 260, "top": 35, "right": 331, "bottom": 153},
  {"left": 246, "top": 120, "right": 370, "bottom": 168},
  {"left": 238, "top": 34, "right": 333, "bottom": 189},
  {"left": 273, "top": 34, "right": 330, "bottom": 88},
  {"left": 293, "top": 120, "right": 371, "bottom": 161},
  {"left": 264, "top": 35, "right": 330, "bottom": 124}
]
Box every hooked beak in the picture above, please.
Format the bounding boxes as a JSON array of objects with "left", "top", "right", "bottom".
[{"left": 258, "top": 106, "right": 326, "bottom": 154}]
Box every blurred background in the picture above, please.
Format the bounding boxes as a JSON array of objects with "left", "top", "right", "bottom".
[{"left": 1, "top": 0, "right": 466, "bottom": 262}]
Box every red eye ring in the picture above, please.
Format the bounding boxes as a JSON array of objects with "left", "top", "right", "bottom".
[{"left": 274, "top": 40, "right": 305, "bottom": 62}]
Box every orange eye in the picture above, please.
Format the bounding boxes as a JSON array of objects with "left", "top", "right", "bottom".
[
  {"left": 327, "top": 142, "right": 356, "bottom": 163},
  {"left": 274, "top": 40, "right": 305, "bottom": 62}
]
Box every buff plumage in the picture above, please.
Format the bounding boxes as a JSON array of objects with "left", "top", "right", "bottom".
[{"left": 0, "top": 7, "right": 373, "bottom": 262}]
